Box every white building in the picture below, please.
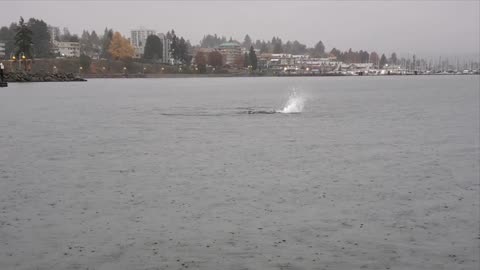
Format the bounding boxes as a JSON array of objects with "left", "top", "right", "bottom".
[
  {"left": 130, "top": 28, "right": 156, "bottom": 58},
  {"left": 157, "top": 33, "right": 171, "bottom": 64},
  {"left": 53, "top": 41, "right": 80, "bottom": 57},
  {"left": 301, "top": 57, "right": 337, "bottom": 67},
  {"left": 0, "top": 42, "right": 5, "bottom": 58}
]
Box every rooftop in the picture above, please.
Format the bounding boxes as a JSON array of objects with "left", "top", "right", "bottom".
[{"left": 219, "top": 42, "right": 241, "bottom": 48}]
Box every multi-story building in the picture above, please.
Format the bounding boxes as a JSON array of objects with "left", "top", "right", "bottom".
[
  {"left": 218, "top": 42, "right": 242, "bottom": 66},
  {"left": 258, "top": 53, "right": 338, "bottom": 73},
  {"left": 157, "top": 33, "right": 171, "bottom": 64},
  {"left": 0, "top": 42, "right": 5, "bottom": 58},
  {"left": 47, "top": 26, "right": 81, "bottom": 58},
  {"left": 130, "top": 28, "right": 156, "bottom": 58},
  {"left": 53, "top": 41, "right": 80, "bottom": 57}
]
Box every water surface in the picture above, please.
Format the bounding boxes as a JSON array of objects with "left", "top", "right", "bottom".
[{"left": 0, "top": 76, "right": 479, "bottom": 270}]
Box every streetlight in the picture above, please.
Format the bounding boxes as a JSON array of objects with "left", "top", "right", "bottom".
[
  {"left": 11, "top": 55, "right": 16, "bottom": 71},
  {"left": 21, "top": 53, "right": 27, "bottom": 71}
]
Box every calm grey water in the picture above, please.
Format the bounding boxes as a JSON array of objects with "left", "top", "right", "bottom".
[{"left": 0, "top": 76, "right": 479, "bottom": 270}]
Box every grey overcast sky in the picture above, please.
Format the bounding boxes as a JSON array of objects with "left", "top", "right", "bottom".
[{"left": 1, "top": 0, "right": 479, "bottom": 57}]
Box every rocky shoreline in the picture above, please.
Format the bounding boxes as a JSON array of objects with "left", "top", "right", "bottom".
[{"left": 3, "top": 72, "right": 87, "bottom": 82}]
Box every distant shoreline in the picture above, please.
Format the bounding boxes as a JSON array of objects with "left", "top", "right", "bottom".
[
  {"left": 83, "top": 73, "right": 479, "bottom": 79},
  {"left": 86, "top": 72, "right": 478, "bottom": 78},
  {"left": 4, "top": 71, "right": 477, "bottom": 82}
]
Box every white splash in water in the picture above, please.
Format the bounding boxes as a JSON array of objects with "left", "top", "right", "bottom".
[{"left": 277, "top": 89, "right": 305, "bottom": 113}]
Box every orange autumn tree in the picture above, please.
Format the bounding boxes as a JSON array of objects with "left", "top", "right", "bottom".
[{"left": 108, "top": 32, "right": 134, "bottom": 60}]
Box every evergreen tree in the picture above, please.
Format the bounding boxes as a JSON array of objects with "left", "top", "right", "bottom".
[
  {"left": 28, "top": 18, "right": 52, "bottom": 58},
  {"left": 242, "top": 34, "right": 252, "bottom": 49},
  {"left": 58, "top": 27, "right": 79, "bottom": 42},
  {"left": 169, "top": 30, "right": 191, "bottom": 64},
  {"left": 243, "top": 52, "right": 250, "bottom": 68},
  {"left": 272, "top": 37, "right": 283, "bottom": 53},
  {"left": 360, "top": 50, "right": 370, "bottom": 63},
  {"left": 390, "top": 52, "right": 398, "bottom": 65},
  {"left": 0, "top": 23, "right": 17, "bottom": 58},
  {"left": 69, "top": 35, "right": 79, "bottom": 42},
  {"left": 283, "top": 41, "right": 292, "bottom": 54},
  {"left": 89, "top": 30, "right": 101, "bottom": 57},
  {"left": 80, "top": 30, "right": 92, "bottom": 56},
  {"left": 344, "top": 48, "right": 354, "bottom": 63},
  {"left": 273, "top": 42, "right": 283, "bottom": 53},
  {"left": 60, "top": 27, "right": 71, "bottom": 41},
  {"left": 177, "top": 37, "right": 188, "bottom": 63},
  {"left": 259, "top": 41, "right": 268, "bottom": 53},
  {"left": 200, "top": 34, "right": 226, "bottom": 48},
  {"left": 248, "top": 46, "right": 257, "bottom": 70},
  {"left": 311, "top": 40, "right": 325, "bottom": 57},
  {"left": 254, "top": 40, "right": 262, "bottom": 49},
  {"left": 79, "top": 54, "right": 91, "bottom": 71},
  {"left": 380, "top": 53, "right": 388, "bottom": 68},
  {"left": 370, "top": 51, "right": 379, "bottom": 66},
  {"left": 291, "top": 40, "right": 307, "bottom": 55},
  {"left": 143, "top": 35, "right": 163, "bottom": 60},
  {"left": 329, "top": 48, "right": 341, "bottom": 58},
  {"left": 14, "top": 17, "right": 33, "bottom": 58},
  {"left": 100, "top": 28, "right": 113, "bottom": 59}
]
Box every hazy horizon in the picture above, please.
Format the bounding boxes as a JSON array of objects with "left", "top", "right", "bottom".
[{"left": 1, "top": 0, "right": 479, "bottom": 58}]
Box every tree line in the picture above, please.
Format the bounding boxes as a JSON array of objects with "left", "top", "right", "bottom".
[
  {"left": 0, "top": 17, "right": 137, "bottom": 62},
  {"left": 0, "top": 17, "right": 196, "bottom": 70},
  {"left": 329, "top": 48, "right": 398, "bottom": 67},
  {"left": 1, "top": 16, "right": 403, "bottom": 69},
  {"left": 1, "top": 17, "right": 51, "bottom": 59},
  {"left": 199, "top": 33, "right": 403, "bottom": 68},
  {"left": 199, "top": 34, "right": 325, "bottom": 57}
]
